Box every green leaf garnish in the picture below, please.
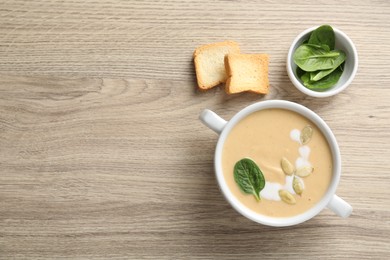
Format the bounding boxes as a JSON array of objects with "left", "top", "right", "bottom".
[{"left": 234, "top": 158, "right": 265, "bottom": 201}]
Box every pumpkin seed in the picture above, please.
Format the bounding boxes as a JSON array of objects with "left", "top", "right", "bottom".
[
  {"left": 300, "top": 125, "right": 313, "bottom": 144},
  {"left": 281, "top": 157, "right": 294, "bottom": 175},
  {"left": 296, "top": 166, "right": 314, "bottom": 177},
  {"left": 279, "top": 190, "right": 296, "bottom": 205},
  {"left": 293, "top": 176, "right": 304, "bottom": 195}
]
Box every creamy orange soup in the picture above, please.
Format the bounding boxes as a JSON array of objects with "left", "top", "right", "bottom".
[{"left": 222, "top": 108, "right": 333, "bottom": 217}]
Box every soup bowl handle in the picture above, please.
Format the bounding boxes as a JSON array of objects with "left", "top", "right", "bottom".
[
  {"left": 199, "top": 109, "right": 227, "bottom": 134},
  {"left": 327, "top": 194, "right": 353, "bottom": 218}
]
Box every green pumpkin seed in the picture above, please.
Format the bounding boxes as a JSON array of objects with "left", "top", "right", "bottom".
[
  {"left": 281, "top": 157, "right": 294, "bottom": 175},
  {"left": 300, "top": 125, "right": 313, "bottom": 144},
  {"left": 279, "top": 190, "right": 296, "bottom": 205},
  {"left": 296, "top": 166, "right": 314, "bottom": 177},
  {"left": 293, "top": 176, "right": 304, "bottom": 195}
]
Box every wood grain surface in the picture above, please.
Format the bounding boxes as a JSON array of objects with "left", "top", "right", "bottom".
[{"left": 1, "top": 0, "right": 389, "bottom": 259}]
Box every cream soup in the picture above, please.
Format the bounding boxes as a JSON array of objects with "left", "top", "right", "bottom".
[{"left": 222, "top": 108, "right": 333, "bottom": 217}]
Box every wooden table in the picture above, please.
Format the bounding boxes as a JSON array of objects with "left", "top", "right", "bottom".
[{"left": 1, "top": 1, "right": 389, "bottom": 259}]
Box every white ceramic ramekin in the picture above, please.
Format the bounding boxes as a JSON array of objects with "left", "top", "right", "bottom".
[{"left": 287, "top": 26, "right": 358, "bottom": 98}]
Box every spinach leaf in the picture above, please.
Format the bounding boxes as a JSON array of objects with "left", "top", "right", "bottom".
[
  {"left": 308, "top": 25, "right": 335, "bottom": 50},
  {"left": 234, "top": 158, "right": 265, "bottom": 201},
  {"left": 293, "top": 25, "right": 346, "bottom": 91},
  {"left": 300, "top": 72, "right": 311, "bottom": 85},
  {"left": 296, "top": 66, "right": 306, "bottom": 78},
  {"left": 310, "top": 50, "right": 346, "bottom": 81},
  {"left": 305, "top": 43, "right": 330, "bottom": 52},
  {"left": 301, "top": 66, "right": 343, "bottom": 91},
  {"left": 293, "top": 44, "right": 341, "bottom": 72}
]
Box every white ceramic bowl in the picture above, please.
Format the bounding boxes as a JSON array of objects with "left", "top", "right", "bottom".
[
  {"left": 200, "top": 100, "right": 352, "bottom": 227},
  {"left": 287, "top": 26, "right": 358, "bottom": 98}
]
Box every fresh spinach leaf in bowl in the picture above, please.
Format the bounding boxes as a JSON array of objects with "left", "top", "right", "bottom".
[{"left": 293, "top": 25, "right": 346, "bottom": 91}]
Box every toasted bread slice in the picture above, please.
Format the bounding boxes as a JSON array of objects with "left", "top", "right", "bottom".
[
  {"left": 193, "top": 41, "right": 240, "bottom": 90},
  {"left": 225, "top": 53, "right": 269, "bottom": 94}
]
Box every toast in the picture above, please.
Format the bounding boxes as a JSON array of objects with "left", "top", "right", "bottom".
[
  {"left": 193, "top": 41, "right": 240, "bottom": 90},
  {"left": 224, "top": 53, "right": 269, "bottom": 94}
]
